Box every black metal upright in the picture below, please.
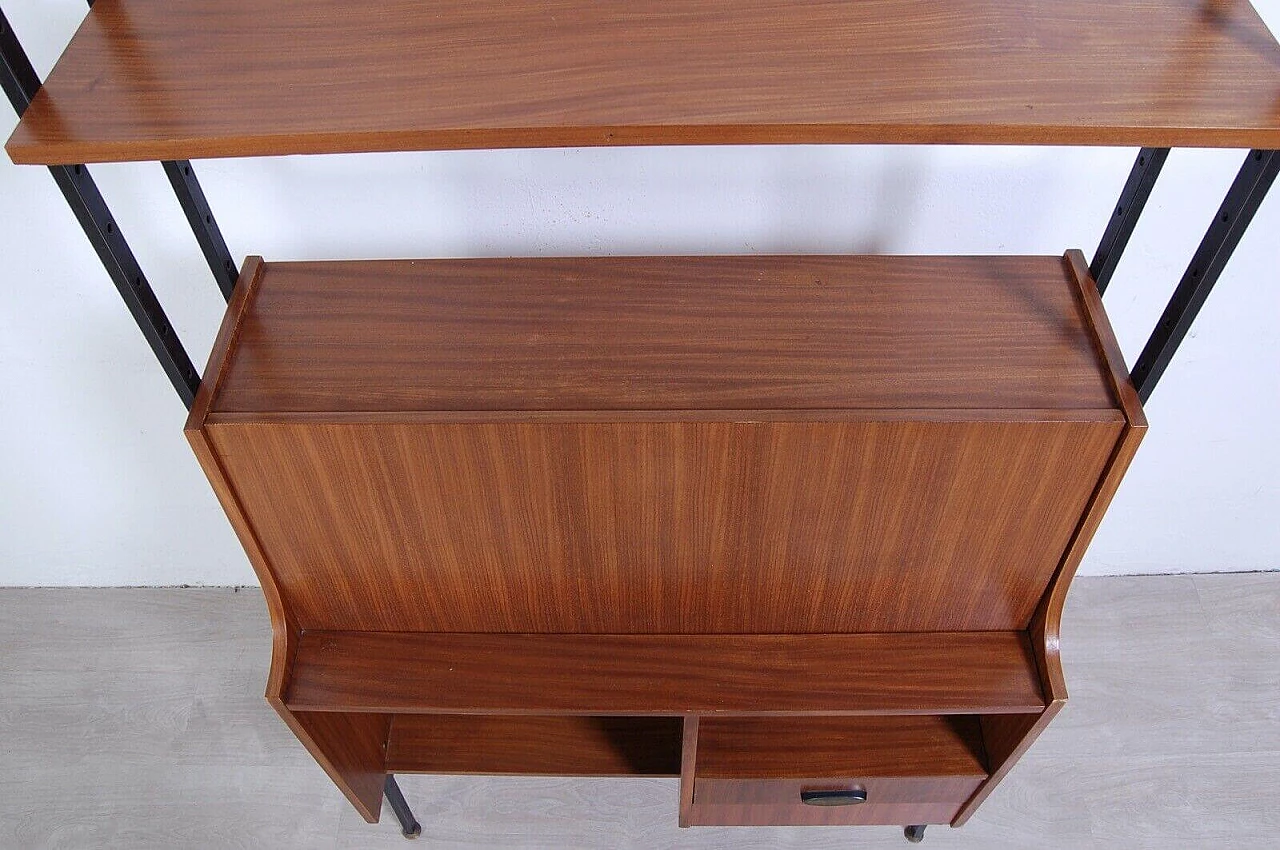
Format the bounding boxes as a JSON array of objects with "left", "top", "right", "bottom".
[
  {"left": 76, "top": 0, "right": 238, "bottom": 302},
  {"left": 1090, "top": 147, "right": 1169, "bottom": 294},
  {"left": 1130, "top": 150, "right": 1279, "bottom": 404},
  {"left": 77, "top": 0, "right": 238, "bottom": 302},
  {"left": 162, "top": 160, "right": 238, "bottom": 301},
  {"left": 1, "top": 5, "right": 200, "bottom": 407}
]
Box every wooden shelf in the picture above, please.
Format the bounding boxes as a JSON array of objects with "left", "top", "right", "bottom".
[
  {"left": 385, "top": 715, "right": 682, "bottom": 776},
  {"left": 283, "top": 631, "right": 1046, "bottom": 715},
  {"left": 9, "top": 0, "right": 1280, "bottom": 164},
  {"left": 205, "top": 254, "right": 1116, "bottom": 415},
  {"left": 695, "top": 716, "right": 988, "bottom": 779}
]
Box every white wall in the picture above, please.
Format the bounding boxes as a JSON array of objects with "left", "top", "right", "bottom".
[{"left": 1, "top": 0, "right": 1277, "bottom": 586}]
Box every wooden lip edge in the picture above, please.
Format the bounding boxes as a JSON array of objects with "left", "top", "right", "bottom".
[
  {"left": 285, "top": 704, "right": 1049, "bottom": 717},
  {"left": 205, "top": 408, "right": 1128, "bottom": 425},
  {"left": 185, "top": 256, "right": 265, "bottom": 434},
  {"left": 223, "top": 252, "right": 1075, "bottom": 265},
  {"left": 1048, "top": 250, "right": 1148, "bottom": 692},
  {"left": 11, "top": 122, "right": 1280, "bottom": 166},
  {"left": 1062, "top": 249, "right": 1148, "bottom": 429}
]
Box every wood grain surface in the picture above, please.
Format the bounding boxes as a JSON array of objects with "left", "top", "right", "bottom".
[
  {"left": 694, "top": 716, "right": 988, "bottom": 778},
  {"left": 1036, "top": 251, "right": 1150, "bottom": 673},
  {"left": 209, "top": 256, "right": 1115, "bottom": 414},
  {"left": 952, "top": 251, "right": 1146, "bottom": 827},
  {"left": 9, "top": 0, "right": 1280, "bottom": 163},
  {"left": 281, "top": 711, "right": 389, "bottom": 823},
  {"left": 386, "top": 716, "right": 682, "bottom": 777},
  {"left": 688, "top": 784, "right": 977, "bottom": 827},
  {"left": 689, "top": 714, "right": 988, "bottom": 825},
  {"left": 4, "top": 578, "right": 1274, "bottom": 849},
  {"left": 207, "top": 418, "right": 1119, "bottom": 634},
  {"left": 692, "top": 777, "right": 984, "bottom": 806},
  {"left": 180, "top": 250, "right": 1139, "bottom": 828},
  {"left": 283, "top": 631, "right": 1046, "bottom": 715}
]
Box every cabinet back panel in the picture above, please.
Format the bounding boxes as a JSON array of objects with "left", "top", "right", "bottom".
[{"left": 207, "top": 418, "right": 1119, "bottom": 633}]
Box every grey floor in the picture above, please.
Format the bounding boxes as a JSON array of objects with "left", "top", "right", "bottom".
[{"left": 0, "top": 574, "right": 1277, "bottom": 850}]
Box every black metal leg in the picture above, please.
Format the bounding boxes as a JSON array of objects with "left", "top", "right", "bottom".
[
  {"left": 1091, "top": 147, "right": 1169, "bottom": 295},
  {"left": 904, "top": 824, "right": 927, "bottom": 843},
  {"left": 1, "top": 6, "right": 200, "bottom": 408},
  {"left": 384, "top": 775, "right": 422, "bottom": 839},
  {"left": 1131, "top": 150, "right": 1279, "bottom": 404}
]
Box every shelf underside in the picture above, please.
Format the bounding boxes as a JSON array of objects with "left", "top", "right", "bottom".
[
  {"left": 9, "top": 0, "right": 1280, "bottom": 164},
  {"left": 284, "top": 631, "right": 1046, "bottom": 715}
]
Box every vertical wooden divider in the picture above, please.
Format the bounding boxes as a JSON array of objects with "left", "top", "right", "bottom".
[{"left": 679, "top": 716, "right": 699, "bottom": 827}]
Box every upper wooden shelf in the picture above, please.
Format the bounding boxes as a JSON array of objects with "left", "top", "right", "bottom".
[{"left": 8, "top": 0, "right": 1280, "bottom": 164}]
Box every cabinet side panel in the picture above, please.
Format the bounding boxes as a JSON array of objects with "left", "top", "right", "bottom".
[
  {"left": 209, "top": 419, "right": 1119, "bottom": 633},
  {"left": 273, "top": 708, "right": 390, "bottom": 823},
  {"left": 952, "top": 257, "right": 1146, "bottom": 825}
]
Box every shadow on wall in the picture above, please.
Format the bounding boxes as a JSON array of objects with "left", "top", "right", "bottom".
[{"left": 208, "top": 145, "right": 1079, "bottom": 262}]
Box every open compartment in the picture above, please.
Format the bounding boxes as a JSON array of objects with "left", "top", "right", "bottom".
[
  {"left": 687, "top": 715, "right": 989, "bottom": 826},
  {"left": 385, "top": 714, "right": 682, "bottom": 777}
]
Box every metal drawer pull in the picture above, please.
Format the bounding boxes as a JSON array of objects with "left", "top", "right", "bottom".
[{"left": 800, "top": 788, "right": 868, "bottom": 806}]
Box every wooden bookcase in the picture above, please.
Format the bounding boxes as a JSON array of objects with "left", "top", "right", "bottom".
[
  {"left": 5, "top": 0, "right": 1279, "bottom": 842},
  {"left": 184, "top": 251, "right": 1139, "bottom": 832}
]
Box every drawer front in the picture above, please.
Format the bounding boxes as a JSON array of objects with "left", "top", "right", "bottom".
[{"left": 689, "top": 776, "right": 982, "bottom": 827}]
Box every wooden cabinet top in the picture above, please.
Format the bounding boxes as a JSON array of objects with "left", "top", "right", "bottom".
[
  {"left": 204, "top": 254, "right": 1118, "bottom": 417},
  {"left": 9, "top": 0, "right": 1280, "bottom": 164},
  {"left": 186, "top": 252, "right": 1136, "bottom": 637}
]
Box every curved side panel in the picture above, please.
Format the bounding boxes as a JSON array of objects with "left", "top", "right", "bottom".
[
  {"left": 1039, "top": 250, "right": 1148, "bottom": 669},
  {"left": 185, "top": 258, "right": 388, "bottom": 822},
  {"left": 953, "top": 252, "right": 1147, "bottom": 826}
]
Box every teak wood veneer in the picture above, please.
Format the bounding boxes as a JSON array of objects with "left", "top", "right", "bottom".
[
  {"left": 7, "top": 0, "right": 1280, "bottom": 163},
  {"left": 184, "top": 250, "right": 1146, "bottom": 831},
  {"left": 16, "top": 0, "right": 1273, "bottom": 839}
]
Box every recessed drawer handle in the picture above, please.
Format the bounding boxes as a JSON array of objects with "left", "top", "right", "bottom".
[{"left": 800, "top": 788, "right": 868, "bottom": 806}]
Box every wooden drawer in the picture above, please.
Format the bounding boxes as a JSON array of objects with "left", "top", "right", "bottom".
[
  {"left": 687, "top": 716, "right": 989, "bottom": 827},
  {"left": 690, "top": 776, "right": 982, "bottom": 826}
]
